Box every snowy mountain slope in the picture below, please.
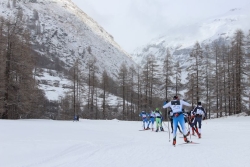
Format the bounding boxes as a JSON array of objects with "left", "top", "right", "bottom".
[
  {"left": 0, "top": 114, "right": 250, "bottom": 167},
  {"left": 0, "top": 0, "right": 137, "bottom": 79},
  {"left": 139, "top": 6, "right": 250, "bottom": 52},
  {"left": 132, "top": 6, "right": 250, "bottom": 67}
]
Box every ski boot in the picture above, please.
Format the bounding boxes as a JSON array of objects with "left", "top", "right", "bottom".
[
  {"left": 173, "top": 137, "right": 176, "bottom": 146},
  {"left": 160, "top": 127, "right": 164, "bottom": 131},
  {"left": 156, "top": 128, "right": 159, "bottom": 132},
  {"left": 184, "top": 135, "right": 190, "bottom": 143},
  {"left": 192, "top": 127, "right": 195, "bottom": 135},
  {"left": 195, "top": 128, "right": 201, "bottom": 138}
]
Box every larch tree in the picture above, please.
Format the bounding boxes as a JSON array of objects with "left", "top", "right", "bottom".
[
  {"left": 163, "top": 48, "right": 174, "bottom": 100},
  {"left": 117, "top": 63, "right": 128, "bottom": 120},
  {"left": 128, "top": 65, "right": 137, "bottom": 120},
  {"left": 101, "top": 70, "right": 109, "bottom": 119},
  {"left": 147, "top": 54, "right": 160, "bottom": 109},
  {"left": 231, "top": 29, "right": 245, "bottom": 114},
  {"left": 1, "top": 15, "right": 46, "bottom": 119}
]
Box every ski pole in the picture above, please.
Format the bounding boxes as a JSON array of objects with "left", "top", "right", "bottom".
[
  {"left": 187, "top": 116, "right": 192, "bottom": 141},
  {"left": 167, "top": 108, "right": 170, "bottom": 142},
  {"left": 188, "top": 123, "right": 192, "bottom": 141},
  {"left": 162, "top": 121, "right": 167, "bottom": 127}
]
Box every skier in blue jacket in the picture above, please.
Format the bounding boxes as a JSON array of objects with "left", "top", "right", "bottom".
[
  {"left": 163, "top": 96, "right": 192, "bottom": 146},
  {"left": 139, "top": 111, "right": 149, "bottom": 130},
  {"left": 147, "top": 110, "right": 156, "bottom": 131}
]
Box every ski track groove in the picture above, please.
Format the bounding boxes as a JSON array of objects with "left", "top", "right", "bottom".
[
  {"left": 22, "top": 137, "right": 137, "bottom": 167},
  {"left": 22, "top": 141, "right": 94, "bottom": 167}
]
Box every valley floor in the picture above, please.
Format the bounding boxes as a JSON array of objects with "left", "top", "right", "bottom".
[{"left": 0, "top": 115, "right": 250, "bottom": 167}]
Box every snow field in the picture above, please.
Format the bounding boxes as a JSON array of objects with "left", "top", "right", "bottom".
[{"left": 0, "top": 116, "right": 250, "bottom": 167}]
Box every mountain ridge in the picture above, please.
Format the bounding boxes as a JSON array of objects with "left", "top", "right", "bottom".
[{"left": 132, "top": 5, "right": 250, "bottom": 58}]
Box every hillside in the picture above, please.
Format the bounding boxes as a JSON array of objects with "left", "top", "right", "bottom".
[{"left": 0, "top": 0, "right": 138, "bottom": 100}]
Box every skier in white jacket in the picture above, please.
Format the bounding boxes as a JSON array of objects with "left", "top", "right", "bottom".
[{"left": 163, "top": 96, "right": 191, "bottom": 146}]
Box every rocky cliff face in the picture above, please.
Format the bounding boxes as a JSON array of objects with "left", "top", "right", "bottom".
[{"left": 0, "top": 0, "right": 137, "bottom": 79}]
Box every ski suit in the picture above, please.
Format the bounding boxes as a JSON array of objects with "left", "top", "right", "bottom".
[
  {"left": 163, "top": 100, "right": 191, "bottom": 138},
  {"left": 147, "top": 111, "right": 156, "bottom": 129},
  {"left": 155, "top": 110, "right": 163, "bottom": 132},
  {"left": 139, "top": 111, "right": 149, "bottom": 130},
  {"left": 191, "top": 105, "right": 206, "bottom": 136}
]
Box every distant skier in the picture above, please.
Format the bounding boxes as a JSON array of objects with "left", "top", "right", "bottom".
[
  {"left": 147, "top": 110, "right": 156, "bottom": 131},
  {"left": 155, "top": 108, "right": 164, "bottom": 132},
  {"left": 139, "top": 111, "right": 149, "bottom": 130},
  {"left": 190, "top": 102, "right": 206, "bottom": 138},
  {"left": 163, "top": 96, "right": 192, "bottom": 146},
  {"left": 73, "top": 115, "right": 79, "bottom": 122}
]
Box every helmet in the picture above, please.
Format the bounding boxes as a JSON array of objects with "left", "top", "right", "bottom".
[{"left": 155, "top": 108, "right": 159, "bottom": 111}]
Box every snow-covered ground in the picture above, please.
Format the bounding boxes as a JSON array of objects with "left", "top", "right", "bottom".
[{"left": 1, "top": 115, "right": 250, "bottom": 167}]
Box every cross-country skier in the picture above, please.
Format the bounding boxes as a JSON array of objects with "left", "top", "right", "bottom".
[
  {"left": 190, "top": 102, "right": 206, "bottom": 138},
  {"left": 73, "top": 115, "right": 79, "bottom": 122},
  {"left": 147, "top": 110, "right": 156, "bottom": 131},
  {"left": 163, "top": 96, "right": 192, "bottom": 146},
  {"left": 155, "top": 108, "right": 164, "bottom": 132},
  {"left": 187, "top": 109, "right": 197, "bottom": 136},
  {"left": 139, "top": 111, "right": 149, "bottom": 130}
]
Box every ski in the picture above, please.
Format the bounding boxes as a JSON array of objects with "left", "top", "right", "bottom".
[
  {"left": 178, "top": 141, "right": 199, "bottom": 145},
  {"left": 179, "top": 135, "right": 196, "bottom": 138}
]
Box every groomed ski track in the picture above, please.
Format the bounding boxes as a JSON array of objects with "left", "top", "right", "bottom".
[{"left": 0, "top": 115, "right": 250, "bottom": 167}]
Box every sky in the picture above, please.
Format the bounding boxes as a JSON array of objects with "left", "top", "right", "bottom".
[
  {"left": 1, "top": 114, "right": 250, "bottom": 167},
  {"left": 71, "top": 0, "right": 250, "bottom": 53}
]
